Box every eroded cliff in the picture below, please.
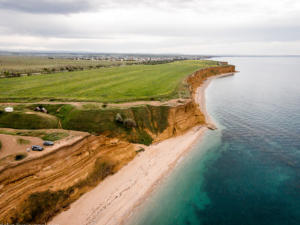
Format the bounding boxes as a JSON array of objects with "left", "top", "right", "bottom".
[
  {"left": 0, "top": 135, "right": 136, "bottom": 223},
  {"left": 0, "top": 64, "right": 235, "bottom": 223}
]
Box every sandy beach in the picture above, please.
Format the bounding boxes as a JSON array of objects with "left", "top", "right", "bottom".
[{"left": 50, "top": 72, "right": 233, "bottom": 225}]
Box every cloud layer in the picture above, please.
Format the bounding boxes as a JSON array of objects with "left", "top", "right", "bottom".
[{"left": 0, "top": 0, "right": 300, "bottom": 54}]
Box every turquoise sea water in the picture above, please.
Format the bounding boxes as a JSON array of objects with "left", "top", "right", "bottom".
[{"left": 129, "top": 57, "right": 300, "bottom": 225}]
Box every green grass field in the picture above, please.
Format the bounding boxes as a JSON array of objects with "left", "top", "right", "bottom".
[
  {"left": 0, "top": 60, "right": 218, "bottom": 102},
  {"left": 0, "top": 56, "right": 128, "bottom": 74}
]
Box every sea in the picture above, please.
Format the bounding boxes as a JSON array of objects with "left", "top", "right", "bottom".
[{"left": 128, "top": 57, "right": 300, "bottom": 225}]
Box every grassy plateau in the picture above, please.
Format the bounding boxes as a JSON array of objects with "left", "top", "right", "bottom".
[
  {"left": 0, "top": 60, "right": 219, "bottom": 103},
  {"left": 0, "top": 56, "right": 129, "bottom": 75}
]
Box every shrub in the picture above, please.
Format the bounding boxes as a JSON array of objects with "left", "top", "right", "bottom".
[
  {"left": 12, "top": 189, "right": 70, "bottom": 223},
  {"left": 136, "top": 148, "right": 145, "bottom": 153},
  {"left": 115, "top": 113, "right": 123, "bottom": 123},
  {"left": 42, "top": 132, "right": 68, "bottom": 141},
  {"left": 4, "top": 71, "right": 10, "bottom": 76},
  {"left": 75, "top": 158, "right": 115, "bottom": 189},
  {"left": 66, "top": 66, "right": 74, "bottom": 72},
  {"left": 15, "top": 153, "right": 27, "bottom": 161},
  {"left": 17, "top": 138, "right": 30, "bottom": 145},
  {"left": 123, "top": 118, "right": 137, "bottom": 128},
  {"left": 136, "top": 130, "right": 153, "bottom": 145},
  {"left": 43, "top": 68, "right": 49, "bottom": 73},
  {"left": 87, "top": 158, "right": 114, "bottom": 184},
  {"left": 11, "top": 72, "right": 21, "bottom": 77}
]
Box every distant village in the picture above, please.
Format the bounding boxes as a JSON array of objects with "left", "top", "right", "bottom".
[
  {"left": 49, "top": 54, "right": 211, "bottom": 62},
  {"left": 0, "top": 52, "right": 215, "bottom": 78}
]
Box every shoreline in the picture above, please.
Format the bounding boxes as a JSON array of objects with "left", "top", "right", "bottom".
[
  {"left": 50, "top": 72, "right": 234, "bottom": 225},
  {"left": 196, "top": 72, "right": 235, "bottom": 129}
]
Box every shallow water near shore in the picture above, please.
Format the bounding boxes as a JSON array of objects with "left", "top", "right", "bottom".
[{"left": 128, "top": 57, "right": 300, "bottom": 225}]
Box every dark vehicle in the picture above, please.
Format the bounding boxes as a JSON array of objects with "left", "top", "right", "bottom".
[
  {"left": 43, "top": 141, "right": 54, "bottom": 146},
  {"left": 31, "top": 145, "right": 44, "bottom": 151}
]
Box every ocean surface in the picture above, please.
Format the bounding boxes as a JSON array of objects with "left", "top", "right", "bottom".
[{"left": 128, "top": 57, "right": 300, "bottom": 225}]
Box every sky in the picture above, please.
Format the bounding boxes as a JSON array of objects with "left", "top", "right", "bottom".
[{"left": 0, "top": 0, "right": 300, "bottom": 55}]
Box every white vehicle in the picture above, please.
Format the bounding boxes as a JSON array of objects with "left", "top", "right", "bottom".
[{"left": 4, "top": 107, "right": 13, "bottom": 112}]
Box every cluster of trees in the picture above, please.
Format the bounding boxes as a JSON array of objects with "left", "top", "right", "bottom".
[
  {"left": 0, "top": 71, "right": 25, "bottom": 78},
  {"left": 115, "top": 113, "right": 137, "bottom": 129}
]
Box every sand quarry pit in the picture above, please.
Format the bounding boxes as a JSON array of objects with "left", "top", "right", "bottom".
[
  {"left": 0, "top": 129, "right": 89, "bottom": 169},
  {"left": 0, "top": 134, "right": 43, "bottom": 158}
]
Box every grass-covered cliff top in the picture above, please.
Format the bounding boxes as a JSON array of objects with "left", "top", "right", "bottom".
[{"left": 0, "top": 60, "right": 219, "bottom": 103}]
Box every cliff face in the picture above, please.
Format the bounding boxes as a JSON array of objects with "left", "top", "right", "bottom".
[
  {"left": 0, "top": 65, "right": 235, "bottom": 223},
  {"left": 154, "top": 65, "right": 235, "bottom": 141},
  {"left": 154, "top": 100, "right": 204, "bottom": 141},
  {"left": 187, "top": 65, "right": 235, "bottom": 96},
  {"left": 0, "top": 135, "right": 136, "bottom": 223}
]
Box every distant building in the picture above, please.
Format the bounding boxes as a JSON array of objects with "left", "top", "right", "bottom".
[{"left": 4, "top": 107, "right": 13, "bottom": 112}]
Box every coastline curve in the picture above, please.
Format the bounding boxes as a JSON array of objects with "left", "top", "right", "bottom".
[{"left": 50, "top": 70, "right": 236, "bottom": 225}]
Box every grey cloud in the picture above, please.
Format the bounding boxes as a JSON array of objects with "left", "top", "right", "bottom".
[
  {"left": 1, "top": 14, "right": 300, "bottom": 43},
  {"left": 0, "top": 0, "right": 95, "bottom": 14},
  {"left": 0, "top": 0, "right": 299, "bottom": 15},
  {"left": 0, "top": 0, "right": 300, "bottom": 54},
  {"left": 0, "top": 0, "right": 212, "bottom": 14}
]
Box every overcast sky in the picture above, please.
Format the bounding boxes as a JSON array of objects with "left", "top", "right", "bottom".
[{"left": 0, "top": 0, "right": 300, "bottom": 54}]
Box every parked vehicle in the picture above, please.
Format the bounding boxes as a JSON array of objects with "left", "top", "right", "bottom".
[
  {"left": 31, "top": 145, "right": 44, "bottom": 151},
  {"left": 43, "top": 141, "right": 54, "bottom": 146},
  {"left": 34, "top": 106, "right": 48, "bottom": 113}
]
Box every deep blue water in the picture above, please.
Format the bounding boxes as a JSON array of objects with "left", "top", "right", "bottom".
[{"left": 129, "top": 57, "right": 300, "bottom": 225}]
